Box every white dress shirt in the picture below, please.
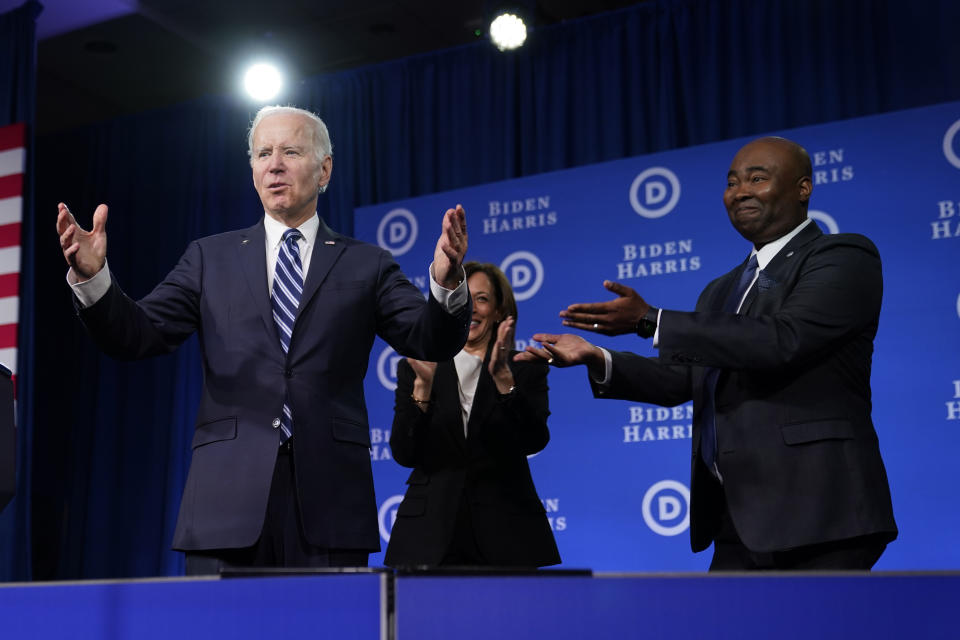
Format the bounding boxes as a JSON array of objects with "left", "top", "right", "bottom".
[{"left": 453, "top": 350, "right": 484, "bottom": 438}]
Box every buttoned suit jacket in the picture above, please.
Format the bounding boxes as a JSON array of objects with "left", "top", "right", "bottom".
[
  {"left": 384, "top": 348, "right": 560, "bottom": 567},
  {"left": 593, "top": 222, "right": 897, "bottom": 553},
  {"left": 77, "top": 217, "right": 471, "bottom": 552}
]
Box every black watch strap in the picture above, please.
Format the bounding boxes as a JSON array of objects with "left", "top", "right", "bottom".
[{"left": 636, "top": 307, "right": 659, "bottom": 339}]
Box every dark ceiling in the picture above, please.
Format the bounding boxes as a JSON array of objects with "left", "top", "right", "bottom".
[{"left": 3, "top": 0, "right": 644, "bottom": 135}]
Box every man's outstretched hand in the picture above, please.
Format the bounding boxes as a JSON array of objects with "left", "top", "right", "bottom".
[
  {"left": 57, "top": 202, "right": 108, "bottom": 282},
  {"left": 514, "top": 333, "right": 605, "bottom": 372},
  {"left": 433, "top": 204, "right": 467, "bottom": 290},
  {"left": 559, "top": 280, "right": 650, "bottom": 336}
]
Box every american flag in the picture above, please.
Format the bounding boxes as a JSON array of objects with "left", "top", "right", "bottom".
[{"left": 0, "top": 123, "right": 24, "bottom": 377}]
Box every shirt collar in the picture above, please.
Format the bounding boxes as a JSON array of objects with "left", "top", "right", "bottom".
[
  {"left": 753, "top": 217, "right": 813, "bottom": 270},
  {"left": 454, "top": 349, "right": 484, "bottom": 368},
  {"left": 264, "top": 212, "right": 320, "bottom": 250}
]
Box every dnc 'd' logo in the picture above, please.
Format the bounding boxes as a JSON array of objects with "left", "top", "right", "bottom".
[
  {"left": 377, "top": 345, "right": 402, "bottom": 391},
  {"left": 377, "top": 208, "right": 418, "bottom": 256},
  {"left": 378, "top": 494, "right": 404, "bottom": 543},
  {"left": 629, "top": 167, "right": 681, "bottom": 219},
  {"left": 943, "top": 118, "right": 960, "bottom": 170},
  {"left": 500, "top": 250, "right": 544, "bottom": 302},
  {"left": 642, "top": 479, "right": 690, "bottom": 536},
  {"left": 807, "top": 210, "right": 839, "bottom": 235}
]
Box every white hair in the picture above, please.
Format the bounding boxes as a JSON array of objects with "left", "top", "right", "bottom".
[{"left": 247, "top": 105, "right": 334, "bottom": 168}]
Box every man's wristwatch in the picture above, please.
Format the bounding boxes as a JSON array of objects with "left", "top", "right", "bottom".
[{"left": 636, "top": 307, "right": 659, "bottom": 339}]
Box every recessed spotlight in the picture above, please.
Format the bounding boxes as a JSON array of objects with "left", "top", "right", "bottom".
[
  {"left": 243, "top": 63, "right": 283, "bottom": 101},
  {"left": 489, "top": 13, "right": 527, "bottom": 51}
]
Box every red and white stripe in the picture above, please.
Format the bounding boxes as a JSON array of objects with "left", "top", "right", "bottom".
[{"left": 0, "top": 123, "right": 24, "bottom": 377}]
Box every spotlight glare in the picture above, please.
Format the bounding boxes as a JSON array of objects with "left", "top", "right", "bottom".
[
  {"left": 243, "top": 63, "right": 283, "bottom": 101},
  {"left": 490, "top": 13, "right": 527, "bottom": 51}
]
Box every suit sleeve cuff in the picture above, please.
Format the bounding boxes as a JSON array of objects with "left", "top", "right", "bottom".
[
  {"left": 68, "top": 259, "right": 112, "bottom": 308},
  {"left": 428, "top": 262, "right": 468, "bottom": 314},
  {"left": 590, "top": 347, "right": 614, "bottom": 387}
]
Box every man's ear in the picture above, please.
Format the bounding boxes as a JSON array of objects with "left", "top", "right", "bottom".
[
  {"left": 318, "top": 155, "right": 333, "bottom": 190},
  {"left": 797, "top": 175, "right": 812, "bottom": 203}
]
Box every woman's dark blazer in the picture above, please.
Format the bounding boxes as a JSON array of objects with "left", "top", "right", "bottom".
[{"left": 384, "top": 346, "right": 560, "bottom": 568}]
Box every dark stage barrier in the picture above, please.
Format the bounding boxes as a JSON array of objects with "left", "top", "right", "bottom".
[
  {"left": 394, "top": 572, "right": 957, "bottom": 639},
  {"left": 0, "top": 572, "right": 387, "bottom": 639},
  {"left": 0, "top": 571, "right": 954, "bottom": 639}
]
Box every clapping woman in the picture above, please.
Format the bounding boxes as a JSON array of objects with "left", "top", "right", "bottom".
[{"left": 384, "top": 262, "right": 560, "bottom": 567}]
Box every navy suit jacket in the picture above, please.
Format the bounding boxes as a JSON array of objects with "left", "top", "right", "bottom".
[
  {"left": 78, "top": 217, "right": 470, "bottom": 552},
  {"left": 593, "top": 223, "right": 898, "bottom": 553},
  {"left": 385, "top": 349, "right": 560, "bottom": 567}
]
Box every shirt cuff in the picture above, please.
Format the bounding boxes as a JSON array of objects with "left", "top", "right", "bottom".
[
  {"left": 428, "top": 262, "right": 468, "bottom": 314},
  {"left": 652, "top": 308, "right": 663, "bottom": 347},
  {"left": 590, "top": 347, "right": 614, "bottom": 387},
  {"left": 68, "top": 259, "right": 111, "bottom": 308}
]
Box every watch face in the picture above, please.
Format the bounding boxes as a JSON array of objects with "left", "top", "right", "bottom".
[
  {"left": 637, "top": 320, "right": 655, "bottom": 339},
  {"left": 636, "top": 308, "right": 657, "bottom": 338}
]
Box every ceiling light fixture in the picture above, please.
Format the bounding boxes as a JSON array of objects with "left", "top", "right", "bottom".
[
  {"left": 489, "top": 13, "right": 527, "bottom": 51},
  {"left": 243, "top": 62, "right": 283, "bottom": 101}
]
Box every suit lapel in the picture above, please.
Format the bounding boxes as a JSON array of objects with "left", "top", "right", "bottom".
[
  {"left": 296, "top": 217, "right": 345, "bottom": 329},
  {"left": 236, "top": 221, "right": 277, "bottom": 339},
  {"left": 741, "top": 221, "right": 822, "bottom": 313},
  {"left": 434, "top": 360, "right": 468, "bottom": 450},
  {"left": 708, "top": 262, "right": 746, "bottom": 312},
  {"left": 762, "top": 220, "right": 822, "bottom": 277},
  {"left": 466, "top": 355, "right": 496, "bottom": 442}
]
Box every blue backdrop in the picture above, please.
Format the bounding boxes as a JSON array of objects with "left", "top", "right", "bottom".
[
  {"left": 356, "top": 101, "right": 960, "bottom": 570},
  {"left": 4, "top": 0, "right": 960, "bottom": 579}
]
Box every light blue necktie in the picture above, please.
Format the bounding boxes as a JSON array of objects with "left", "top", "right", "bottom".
[
  {"left": 700, "top": 254, "right": 759, "bottom": 475},
  {"left": 272, "top": 228, "right": 304, "bottom": 442}
]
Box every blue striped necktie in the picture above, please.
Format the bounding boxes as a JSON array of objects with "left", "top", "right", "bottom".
[
  {"left": 272, "top": 228, "right": 304, "bottom": 442},
  {"left": 700, "top": 254, "right": 759, "bottom": 476}
]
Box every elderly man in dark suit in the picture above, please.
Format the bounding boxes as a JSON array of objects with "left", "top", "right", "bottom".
[
  {"left": 520, "top": 137, "right": 897, "bottom": 570},
  {"left": 56, "top": 105, "right": 471, "bottom": 573}
]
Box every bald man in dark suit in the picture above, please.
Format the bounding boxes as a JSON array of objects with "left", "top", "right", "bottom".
[{"left": 520, "top": 137, "right": 897, "bottom": 570}]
